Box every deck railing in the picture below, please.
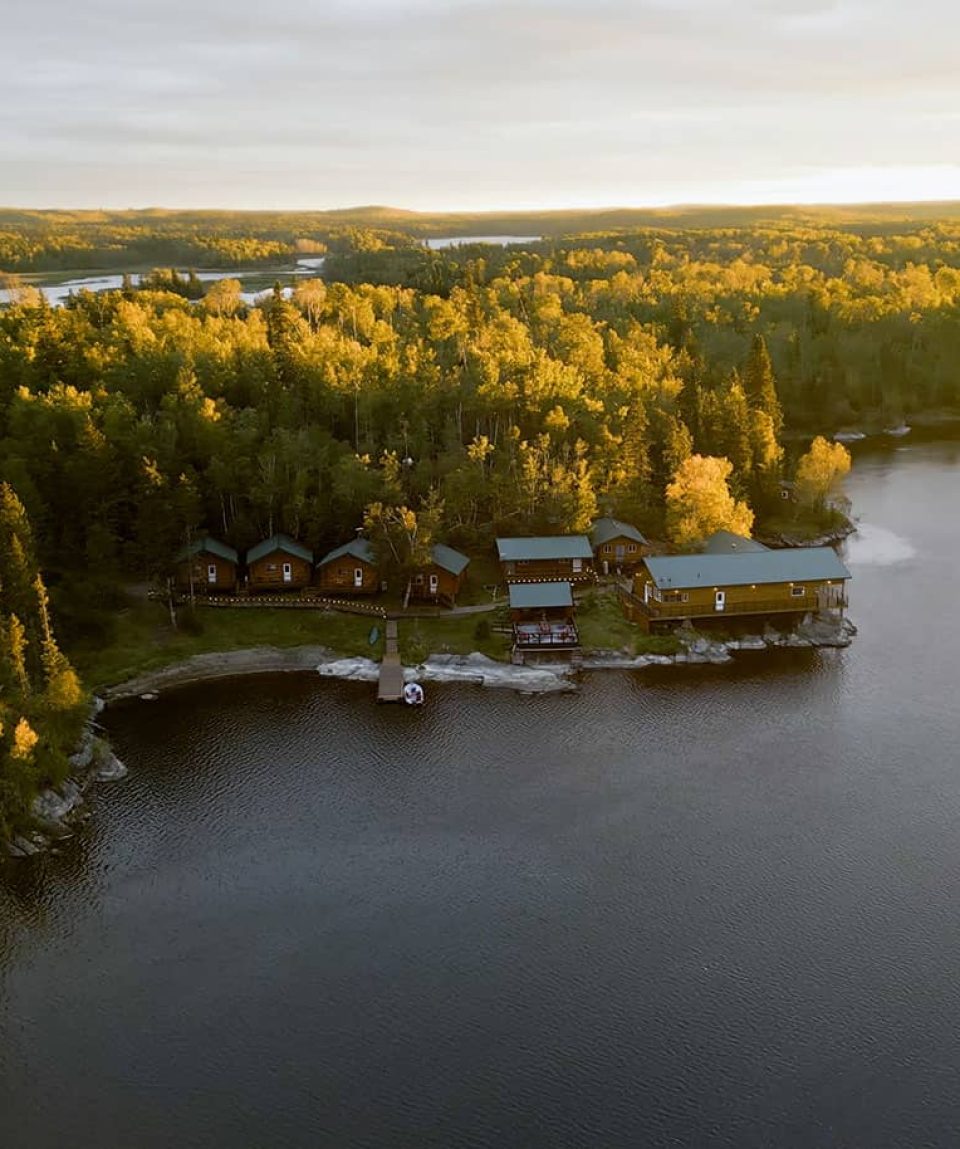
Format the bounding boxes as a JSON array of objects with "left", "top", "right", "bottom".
[
  {"left": 620, "top": 588, "right": 847, "bottom": 620},
  {"left": 513, "top": 625, "right": 580, "bottom": 648}
]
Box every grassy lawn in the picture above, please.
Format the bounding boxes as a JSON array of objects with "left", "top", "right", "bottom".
[
  {"left": 69, "top": 599, "right": 377, "bottom": 691},
  {"left": 70, "top": 581, "right": 681, "bottom": 692},
  {"left": 575, "top": 588, "right": 681, "bottom": 656},
  {"left": 397, "top": 613, "right": 510, "bottom": 664}
]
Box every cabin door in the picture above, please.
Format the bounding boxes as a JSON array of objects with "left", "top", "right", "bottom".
[
  {"left": 615, "top": 545, "right": 625, "bottom": 564},
  {"left": 714, "top": 590, "right": 726, "bottom": 612},
  {"left": 429, "top": 573, "right": 439, "bottom": 595},
  {"left": 353, "top": 567, "right": 364, "bottom": 589},
  {"left": 282, "top": 562, "right": 292, "bottom": 584},
  {"left": 207, "top": 564, "right": 217, "bottom": 585},
  {"left": 572, "top": 558, "right": 583, "bottom": 574}
]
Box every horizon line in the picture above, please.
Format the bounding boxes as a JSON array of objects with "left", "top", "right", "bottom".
[{"left": 2, "top": 197, "right": 960, "bottom": 217}]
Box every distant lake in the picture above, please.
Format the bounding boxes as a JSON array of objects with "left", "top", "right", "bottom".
[
  {"left": 4, "top": 430, "right": 960, "bottom": 1147},
  {"left": 425, "top": 235, "right": 542, "bottom": 250},
  {"left": 0, "top": 257, "right": 324, "bottom": 307}
]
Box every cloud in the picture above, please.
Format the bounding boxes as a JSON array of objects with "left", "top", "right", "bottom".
[{"left": 1, "top": 0, "right": 957, "bottom": 208}]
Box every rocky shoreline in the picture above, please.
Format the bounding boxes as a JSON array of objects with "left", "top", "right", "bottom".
[
  {"left": 5, "top": 617, "right": 855, "bottom": 857},
  {"left": 755, "top": 516, "right": 857, "bottom": 550},
  {"left": 5, "top": 701, "right": 129, "bottom": 858}
]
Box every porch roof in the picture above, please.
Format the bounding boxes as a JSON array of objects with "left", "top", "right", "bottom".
[{"left": 508, "top": 582, "right": 574, "bottom": 610}]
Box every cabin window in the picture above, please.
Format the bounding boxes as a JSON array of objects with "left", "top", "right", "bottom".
[
  {"left": 603, "top": 544, "right": 612, "bottom": 554},
  {"left": 266, "top": 563, "right": 277, "bottom": 572},
  {"left": 663, "top": 591, "right": 689, "bottom": 603},
  {"left": 414, "top": 573, "right": 424, "bottom": 584},
  {"left": 627, "top": 544, "right": 637, "bottom": 553},
  {"left": 791, "top": 585, "right": 806, "bottom": 597}
]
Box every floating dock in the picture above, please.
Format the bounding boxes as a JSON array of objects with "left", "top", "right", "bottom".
[{"left": 377, "top": 619, "right": 405, "bottom": 703}]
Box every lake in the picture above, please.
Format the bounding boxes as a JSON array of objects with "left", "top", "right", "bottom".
[
  {"left": 0, "top": 257, "right": 325, "bottom": 307},
  {"left": 425, "top": 235, "right": 542, "bottom": 250},
  {"left": 2, "top": 433, "right": 959, "bottom": 1148}
]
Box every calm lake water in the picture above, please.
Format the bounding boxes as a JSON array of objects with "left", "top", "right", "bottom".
[
  {"left": 2, "top": 434, "right": 960, "bottom": 1148},
  {"left": 0, "top": 258, "right": 325, "bottom": 307}
]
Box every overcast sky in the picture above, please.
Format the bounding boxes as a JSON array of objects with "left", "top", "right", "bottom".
[{"left": 2, "top": 0, "right": 958, "bottom": 210}]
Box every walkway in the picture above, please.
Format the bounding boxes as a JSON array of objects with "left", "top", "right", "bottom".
[{"left": 377, "top": 619, "right": 405, "bottom": 702}]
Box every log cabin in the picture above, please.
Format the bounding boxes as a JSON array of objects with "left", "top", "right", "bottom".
[
  {"left": 316, "top": 538, "right": 380, "bottom": 596},
  {"left": 175, "top": 536, "right": 239, "bottom": 594},
  {"left": 590, "top": 517, "right": 648, "bottom": 574},
  {"left": 508, "top": 581, "right": 579, "bottom": 649},
  {"left": 410, "top": 544, "right": 470, "bottom": 606},
  {"left": 496, "top": 536, "right": 594, "bottom": 583},
  {"left": 628, "top": 542, "right": 850, "bottom": 631},
  {"left": 246, "top": 534, "right": 314, "bottom": 591}
]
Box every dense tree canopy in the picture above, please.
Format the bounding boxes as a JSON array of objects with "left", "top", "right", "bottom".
[{"left": 1, "top": 210, "right": 953, "bottom": 648}]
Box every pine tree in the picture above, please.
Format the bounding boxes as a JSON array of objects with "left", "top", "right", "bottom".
[{"left": 743, "top": 335, "right": 784, "bottom": 439}]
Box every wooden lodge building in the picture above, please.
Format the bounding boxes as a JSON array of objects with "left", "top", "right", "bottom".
[
  {"left": 627, "top": 533, "right": 850, "bottom": 631},
  {"left": 175, "top": 536, "right": 239, "bottom": 594},
  {"left": 509, "top": 582, "right": 579, "bottom": 650},
  {"left": 246, "top": 534, "right": 314, "bottom": 591},
  {"left": 410, "top": 544, "right": 470, "bottom": 606},
  {"left": 316, "top": 538, "right": 380, "bottom": 596},
  {"left": 590, "top": 517, "right": 648, "bottom": 574},
  {"left": 496, "top": 536, "right": 594, "bottom": 584}
]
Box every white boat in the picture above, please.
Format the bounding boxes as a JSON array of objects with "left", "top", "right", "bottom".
[
  {"left": 833, "top": 430, "right": 867, "bottom": 442},
  {"left": 884, "top": 424, "right": 911, "bottom": 437},
  {"left": 403, "top": 682, "right": 425, "bottom": 706}
]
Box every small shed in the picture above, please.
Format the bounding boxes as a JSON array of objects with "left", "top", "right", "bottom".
[
  {"left": 496, "top": 536, "right": 593, "bottom": 583},
  {"left": 246, "top": 534, "right": 314, "bottom": 591},
  {"left": 508, "top": 581, "right": 579, "bottom": 649},
  {"left": 590, "top": 517, "right": 648, "bottom": 573},
  {"left": 316, "top": 538, "right": 379, "bottom": 596},
  {"left": 410, "top": 543, "right": 471, "bottom": 605},
  {"left": 175, "top": 536, "right": 239, "bottom": 593}
]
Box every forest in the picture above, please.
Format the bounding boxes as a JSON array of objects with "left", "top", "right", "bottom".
[{"left": 0, "top": 207, "right": 958, "bottom": 834}]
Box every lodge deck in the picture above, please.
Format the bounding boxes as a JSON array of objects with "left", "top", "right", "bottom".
[
  {"left": 377, "top": 619, "right": 405, "bottom": 703},
  {"left": 619, "top": 586, "right": 847, "bottom": 627}
]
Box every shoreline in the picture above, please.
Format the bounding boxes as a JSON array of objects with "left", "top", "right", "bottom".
[
  {"left": 6, "top": 617, "right": 856, "bottom": 857},
  {"left": 101, "top": 615, "right": 857, "bottom": 703},
  {"left": 100, "top": 645, "right": 338, "bottom": 702}
]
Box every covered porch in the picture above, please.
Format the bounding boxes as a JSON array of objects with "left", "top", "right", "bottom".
[{"left": 509, "top": 582, "right": 579, "bottom": 649}]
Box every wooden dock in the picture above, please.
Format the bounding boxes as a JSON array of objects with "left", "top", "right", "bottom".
[{"left": 377, "top": 619, "right": 405, "bottom": 703}]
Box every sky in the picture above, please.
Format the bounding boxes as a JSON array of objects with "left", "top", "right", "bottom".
[{"left": 2, "top": 0, "right": 958, "bottom": 211}]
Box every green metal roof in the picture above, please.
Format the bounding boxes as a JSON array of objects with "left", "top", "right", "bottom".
[
  {"left": 317, "top": 538, "right": 376, "bottom": 567},
  {"left": 496, "top": 536, "right": 592, "bottom": 562},
  {"left": 246, "top": 533, "right": 314, "bottom": 565},
  {"left": 701, "top": 530, "right": 769, "bottom": 555},
  {"left": 508, "top": 582, "right": 574, "bottom": 610},
  {"left": 644, "top": 547, "right": 851, "bottom": 590},
  {"left": 590, "top": 517, "right": 647, "bottom": 548},
  {"left": 430, "top": 543, "right": 470, "bottom": 576},
  {"left": 176, "top": 536, "right": 238, "bottom": 564}
]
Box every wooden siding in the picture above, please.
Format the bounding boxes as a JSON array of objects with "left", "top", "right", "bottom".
[
  {"left": 500, "top": 557, "right": 594, "bottom": 583},
  {"left": 317, "top": 557, "right": 380, "bottom": 596},
  {"left": 248, "top": 551, "right": 313, "bottom": 591},
  {"left": 409, "top": 563, "right": 464, "bottom": 606},
  {"left": 631, "top": 571, "right": 846, "bottom": 623},
  {"left": 593, "top": 535, "right": 647, "bottom": 572},
  {"left": 175, "top": 553, "right": 237, "bottom": 593}
]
